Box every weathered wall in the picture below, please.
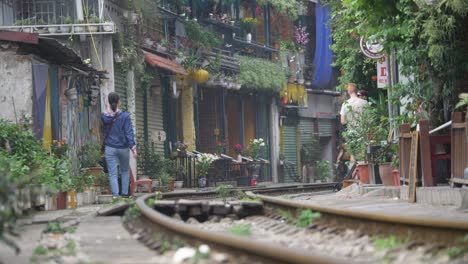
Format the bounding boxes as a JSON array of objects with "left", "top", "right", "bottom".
[
  {"left": 0, "top": 46, "right": 33, "bottom": 122},
  {"left": 299, "top": 93, "right": 336, "bottom": 118}
]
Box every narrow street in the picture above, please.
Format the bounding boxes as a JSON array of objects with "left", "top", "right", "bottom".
[{"left": 1, "top": 0, "right": 468, "bottom": 263}]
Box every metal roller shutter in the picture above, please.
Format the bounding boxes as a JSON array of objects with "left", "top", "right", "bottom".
[
  {"left": 135, "top": 87, "right": 145, "bottom": 141},
  {"left": 146, "top": 75, "right": 165, "bottom": 154},
  {"left": 318, "top": 118, "right": 333, "bottom": 137},
  {"left": 299, "top": 118, "right": 315, "bottom": 145},
  {"left": 283, "top": 124, "right": 299, "bottom": 183},
  {"left": 256, "top": 98, "right": 271, "bottom": 181},
  {"left": 114, "top": 65, "right": 128, "bottom": 111}
]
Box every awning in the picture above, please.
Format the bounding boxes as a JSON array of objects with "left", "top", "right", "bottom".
[
  {"left": 0, "top": 31, "right": 104, "bottom": 76},
  {"left": 142, "top": 50, "right": 187, "bottom": 75}
]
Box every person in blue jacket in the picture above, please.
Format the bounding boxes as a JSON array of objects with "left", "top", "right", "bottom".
[{"left": 102, "top": 92, "right": 137, "bottom": 198}]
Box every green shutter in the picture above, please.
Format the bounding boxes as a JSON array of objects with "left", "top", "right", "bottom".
[
  {"left": 283, "top": 124, "right": 299, "bottom": 183},
  {"left": 114, "top": 65, "right": 128, "bottom": 111},
  {"left": 299, "top": 118, "right": 315, "bottom": 145},
  {"left": 318, "top": 118, "right": 333, "bottom": 137},
  {"left": 256, "top": 98, "right": 271, "bottom": 181}
]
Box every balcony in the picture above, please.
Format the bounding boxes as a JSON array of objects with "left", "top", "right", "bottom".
[{"left": 0, "top": 22, "right": 116, "bottom": 36}]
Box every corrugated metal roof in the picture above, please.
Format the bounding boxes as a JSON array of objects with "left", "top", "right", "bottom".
[
  {"left": 0, "top": 31, "right": 104, "bottom": 76},
  {"left": 143, "top": 50, "right": 187, "bottom": 75}
]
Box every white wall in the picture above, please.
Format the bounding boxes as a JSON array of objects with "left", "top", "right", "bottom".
[{"left": 0, "top": 46, "right": 33, "bottom": 122}]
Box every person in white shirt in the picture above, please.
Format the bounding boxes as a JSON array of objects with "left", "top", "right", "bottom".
[{"left": 340, "top": 83, "right": 368, "bottom": 125}]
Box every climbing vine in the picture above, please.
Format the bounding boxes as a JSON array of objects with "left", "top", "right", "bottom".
[{"left": 324, "top": 0, "right": 468, "bottom": 124}]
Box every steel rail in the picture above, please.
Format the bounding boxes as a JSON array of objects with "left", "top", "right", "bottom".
[
  {"left": 161, "top": 182, "right": 336, "bottom": 199},
  {"left": 247, "top": 191, "right": 468, "bottom": 244},
  {"left": 136, "top": 192, "right": 344, "bottom": 264}
]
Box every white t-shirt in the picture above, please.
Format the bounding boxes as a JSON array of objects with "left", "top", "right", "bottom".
[{"left": 340, "top": 97, "right": 368, "bottom": 124}]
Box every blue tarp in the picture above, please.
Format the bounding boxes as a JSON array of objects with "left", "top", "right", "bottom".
[{"left": 312, "top": 4, "right": 333, "bottom": 89}]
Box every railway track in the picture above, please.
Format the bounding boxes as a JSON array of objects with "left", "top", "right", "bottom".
[
  {"left": 246, "top": 191, "right": 468, "bottom": 245},
  {"left": 132, "top": 183, "right": 468, "bottom": 263}
]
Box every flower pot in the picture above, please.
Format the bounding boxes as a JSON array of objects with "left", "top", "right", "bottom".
[
  {"left": 48, "top": 26, "right": 58, "bottom": 33},
  {"left": 102, "top": 23, "right": 114, "bottom": 32},
  {"left": 356, "top": 163, "right": 370, "bottom": 184},
  {"left": 74, "top": 25, "right": 85, "bottom": 33},
  {"left": 378, "top": 162, "right": 395, "bottom": 186},
  {"left": 88, "top": 25, "right": 99, "bottom": 32},
  {"left": 237, "top": 154, "right": 243, "bottom": 162},
  {"left": 169, "top": 179, "right": 175, "bottom": 191},
  {"left": 392, "top": 169, "right": 400, "bottom": 186},
  {"left": 199, "top": 177, "right": 207, "bottom": 188},
  {"left": 174, "top": 180, "right": 184, "bottom": 189},
  {"left": 60, "top": 25, "right": 70, "bottom": 33},
  {"left": 21, "top": 27, "right": 33, "bottom": 33},
  {"left": 246, "top": 33, "right": 252, "bottom": 43}
]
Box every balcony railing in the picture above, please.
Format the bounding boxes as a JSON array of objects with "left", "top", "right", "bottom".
[{"left": 0, "top": 22, "right": 116, "bottom": 35}]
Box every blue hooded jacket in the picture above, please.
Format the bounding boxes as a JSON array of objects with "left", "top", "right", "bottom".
[{"left": 101, "top": 111, "right": 136, "bottom": 150}]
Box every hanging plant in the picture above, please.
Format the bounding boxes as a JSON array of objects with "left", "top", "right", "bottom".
[{"left": 238, "top": 56, "right": 287, "bottom": 93}]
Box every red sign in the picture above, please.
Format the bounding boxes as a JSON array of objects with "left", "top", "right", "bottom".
[
  {"left": 377, "top": 56, "right": 389, "bottom": 88},
  {"left": 0, "top": 30, "right": 39, "bottom": 44}
]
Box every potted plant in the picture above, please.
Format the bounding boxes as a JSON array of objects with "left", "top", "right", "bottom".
[
  {"left": 81, "top": 142, "right": 103, "bottom": 177},
  {"left": 301, "top": 136, "right": 322, "bottom": 183},
  {"left": 102, "top": 20, "right": 114, "bottom": 32},
  {"left": 88, "top": 15, "right": 100, "bottom": 32},
  {"left": 374, "top": 142, "right": 398, "bottom": 186},
  {"left": 15, "top": 19, "right": 33, "bottom": 33},
  {"left": 294, "top": 25, "right": 310, "bottom": 53},
  {"left": 196, "top": 153, "right": 218, "bottom": 188},
  {"left": 240, "top": 17, "right": 258, "bottom": 43},
  {"left": 47, "top": 19, "right": 59, "bottom": 33},
  {"left": 72, "top": 170, "right": 96, "bottom": 206},
  {"left": 314, "top": 160, "right": 332, "bottom": 183},
  {"left": 60, "top": 16, "right": 72, "bottom": 32},
  {"left": 74, "top": 20, "right": 85, "bottom": 33},
  {"left": 174, "top": 141, "right": 188, "bottom": 157},
  {"left": 245, "top": 138, "right": 266, "bottom": 182},
  {"left": 233, "top": 143, "right": 244, "bottom": 162},
  {"left": 342, "top": 106, "right": 388, "bottom": 183},
  {"left": 34, "top": 19, "right": 47, "bottom": 33},
  {"left": 215, "top": 140, "right": 226, "bottom": 155}
]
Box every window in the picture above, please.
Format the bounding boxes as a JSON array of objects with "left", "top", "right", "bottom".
[{"left": 34, "top": 0, "right": 55, "bottom": 23}]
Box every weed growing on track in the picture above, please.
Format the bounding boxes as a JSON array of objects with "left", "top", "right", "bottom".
[
  {"left": 215, "top": 184, "right": 232, "bottom": 202},
  {"left": 446, "top": 234, "right": 468, "bottom": 259},
  {"left": 230, "top": 223, "right": 252, "bottom": 236},
  {"left": 295, "top": 209, "right": 321, "bottom": 228},
  {"left": 275, "top": 209, "right": 294, "bottom": 222},
  {"left": 373, "top": 235, "right": 405, "bottom": 251},
  {"left": 123, "top": 199, "right": 140, "bottom": 222},
  {"left": 43, "top": 222, "right": 76, "bottom": 235},
  {"left": 239, "top": 197, "right": 261, "bottom": 202}
]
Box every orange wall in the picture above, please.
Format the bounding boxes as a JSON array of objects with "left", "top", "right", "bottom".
[
  {"left": 227, "top": 95, "right": 241, "bottom": 157},
  {"left": 243, "top": 96, "right": 256, "bottom": 147}
]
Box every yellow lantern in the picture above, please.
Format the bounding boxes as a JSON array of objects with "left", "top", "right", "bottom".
[{"left": 192, "top": 69, "right": 209, "bottom": 84}]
